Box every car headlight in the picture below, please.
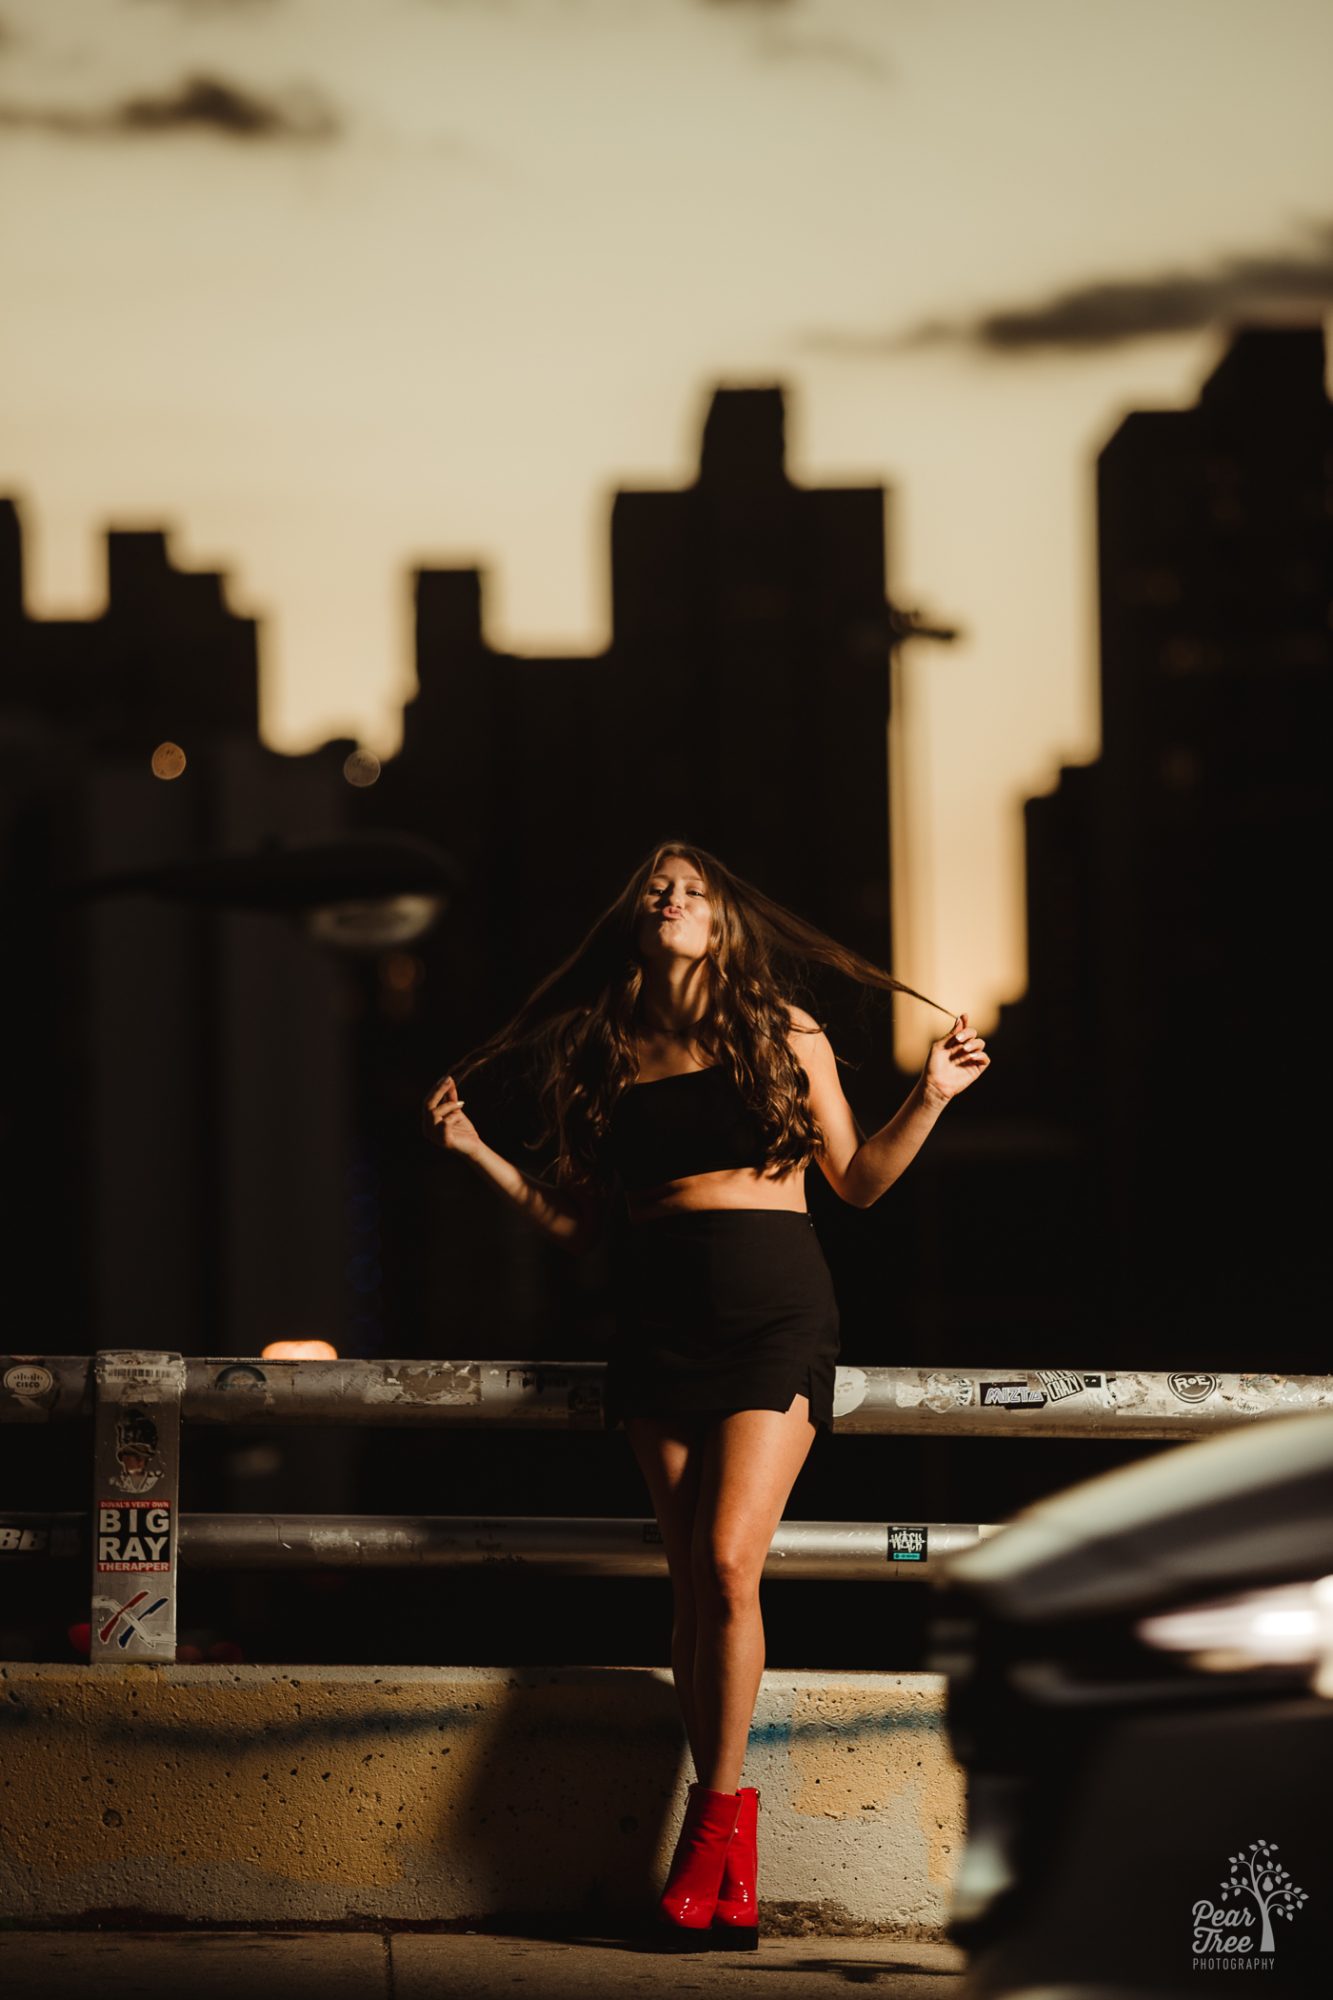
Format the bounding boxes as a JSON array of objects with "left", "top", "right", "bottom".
[{"left": 1136, "top": 1574, "right": 1333, "bottom": 1693}]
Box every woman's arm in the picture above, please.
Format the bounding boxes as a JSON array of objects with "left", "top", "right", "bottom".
[
  {"left": 424, "top": 1071, "right": 606, "bottom": 1252},
  {"left": 466, "top": 1142, "right": 606, "bottom": 1253},
  {"left": 786, "top": 1003, "right": 984, "bottom": 1208},
  {"left": 836, "top": 1076, "right": 948, "bottom": 1208}
]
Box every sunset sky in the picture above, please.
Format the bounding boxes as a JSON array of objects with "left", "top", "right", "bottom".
[{"left": 4, "top": 0, "right": 1332, "bottom": 1062}]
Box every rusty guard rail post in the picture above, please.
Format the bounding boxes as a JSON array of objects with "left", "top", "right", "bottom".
[{"left": 90, "top": 1350, "right": 185, "bottom": 1663}]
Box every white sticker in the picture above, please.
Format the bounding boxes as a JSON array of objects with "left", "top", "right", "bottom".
[
  {"left": 3, "top": 1364, "right": 54, "bottom": 1399},
  {"left": 922, "top": 1372, "right": 975, "bottom": 1414},
  {"left": 100, "top": 1362, "right": 175, "bottom": 1385},
  {"left": 1037, "top": 1369, "right": 1087, "bottom": 1403},
  {"left": 832, "top": 1366, "right": 869, "bottom": 1419}
]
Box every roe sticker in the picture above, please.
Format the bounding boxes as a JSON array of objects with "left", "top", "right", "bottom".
[
  {"left": 97, "top": 1499, "right": 173, "bottom": 1573},
  {"left": 1168, "top": 1371, "right": 1218, "bottom": 1404}
]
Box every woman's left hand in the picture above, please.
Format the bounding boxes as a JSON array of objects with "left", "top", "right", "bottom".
[{"left": 922, "top": 1013, "right": 990, "bottom": 1106}]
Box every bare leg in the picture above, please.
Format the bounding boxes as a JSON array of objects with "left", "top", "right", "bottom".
[
  {"left": 624, "top": 1413, "right": 708, "bottom": 1775},
  {"left": 690, "top": 1394, "right": 817, "bottom": 1793}
]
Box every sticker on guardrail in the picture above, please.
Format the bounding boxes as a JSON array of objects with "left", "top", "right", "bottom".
[
  {"left": 109, "top": 1408, "right": 166, "bottom": 1494},
  {"left": 1167, "top": 1371, "right": 1218, "bottom": 1404},
  {"left": 887, "top": 1526, "right": 928, "bottom": 1562},
  {"left": 214, "top": 1364, "right": 267, "bottom": 1392},
  {"left": 568, "top": 1380, "right": 603, "bottom": 1419},
  {"left": 98, "top": 1358, "right": 178, "bottom": 1385},
  {"left": 979, "top": 1381, "right": 1047, "bottom": 1408},
  {"left": 3, "top": 1363, "right": 54, "bottom": 1400},
  {"left": 1232, "top": 1373, "right": 1280, "bottom": 1415},
  {"left": 1036, "top": 1368, "right": 1091, "bottom": 1402},
  {"left": 97, "top": 1499, "right": 173, "bottom": 1572},
  {"left": 921, "top": 1373, "right": 975, "bottom": 1413},
  {"left": 388, "top": 1363, "right": 482, "bottom": 1403},
  {"left": 0, "top": 1523, "right": 47, "bottom": 1552},
  {"left": 94, "top": 1588, "right": 171, "bottom": 1650},
  {"left": 831, "top": 1365, "right": 869, "bottom": 1418}
]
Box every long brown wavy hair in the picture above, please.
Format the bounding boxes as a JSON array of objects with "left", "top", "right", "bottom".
[{"left": 444, "top": 837, "right": 952, "bottom": 1193}]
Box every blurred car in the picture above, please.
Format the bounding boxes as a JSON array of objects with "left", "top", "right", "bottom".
[{"left": 927, "top": 1408, "right": 1333, "bottom": 1999}]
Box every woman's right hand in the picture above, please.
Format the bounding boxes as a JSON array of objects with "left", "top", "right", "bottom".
[{"left": 422, "top": 1074, "right": 484, "bottom": 1160}]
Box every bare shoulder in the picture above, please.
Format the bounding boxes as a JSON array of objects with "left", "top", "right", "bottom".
[{"left": 782, "top": 1000, "right": 837, "bottom": 1077}]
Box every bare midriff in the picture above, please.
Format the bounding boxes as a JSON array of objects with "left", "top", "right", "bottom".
[
  {"left": 622, "top": 1037, "right": 810, "bottom": 1223},
  {"left": 624, "top": 1164, "right": 808, "bottom": 1225}
]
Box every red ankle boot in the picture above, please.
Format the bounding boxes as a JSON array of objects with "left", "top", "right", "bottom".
[
  {"left": 711, "top": 1785, "right": 759, "bottom": 1947},
  {"left": 655, "top": 1783, "right": 742, "bottom": 1948}
]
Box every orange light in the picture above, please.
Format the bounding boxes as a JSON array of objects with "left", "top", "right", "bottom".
[
  {"left": 382, "top": 951, "right": 423, "bottom": 991},
  {"left": 261, "top": 1339, "right": 339, "bottom": 1360}
]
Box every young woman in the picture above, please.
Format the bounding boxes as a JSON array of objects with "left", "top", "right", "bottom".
[{"left": 421, "top": 838, "right": 989, "bottom": 1950}]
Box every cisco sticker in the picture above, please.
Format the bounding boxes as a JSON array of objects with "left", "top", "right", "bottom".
[{"left": 3, "top": 1364, "right": 54, "bottom": 1400}]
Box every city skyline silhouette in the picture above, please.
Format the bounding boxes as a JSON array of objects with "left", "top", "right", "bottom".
[
  {"left": 6, "top": 0, "right": 1333, "bottom": 1056},
  {"left": 2, "top": 323, "right": 1326, "bottom": 1377},
  {"left": 3, "top": 308, "right": 1328, "bottom": 1670}
]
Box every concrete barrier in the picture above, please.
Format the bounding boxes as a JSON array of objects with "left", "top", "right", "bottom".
[{"left": 0, "top": 1663, "right": 964, "bottom": 1935}]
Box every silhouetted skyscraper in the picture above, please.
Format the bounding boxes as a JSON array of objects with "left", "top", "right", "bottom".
[
  {"left": 1095, "top": 325, "right": 1330, "bottom": 1349},
  {"left": 609, "top": 386, "right": 895, "bottom": 980},
  {"left": 376, "top": 384, "right": 914, "bottom": 1360},
  {"left": 390, "top": 385, "right": 898, "bottom": 1007},
  {"left": 0, "top": 502, "right": 352, "bottom": 1358},
  {"left": 996, "top": 325, "right": 1331, "bottom": 1363}
]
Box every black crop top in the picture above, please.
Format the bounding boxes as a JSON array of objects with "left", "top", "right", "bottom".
[{"left": 602, "top": 1065, "right": 771, "bottom": 1193}]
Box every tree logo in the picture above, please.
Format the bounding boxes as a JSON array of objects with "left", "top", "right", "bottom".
[{"left": 1192, "top": 1839, "right": 1308, "bottom": 1969}]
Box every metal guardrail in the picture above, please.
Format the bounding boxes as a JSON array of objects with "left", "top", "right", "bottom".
[
  {"left": 6, "top": 1354, "right": 1327, "bottom": 1434},
  {"left": 3, "top": 1351, "right": 1330, "bottom": 1665},
  {"left": 0, "top": 1510, "right": 996, "bottom": 1581}
]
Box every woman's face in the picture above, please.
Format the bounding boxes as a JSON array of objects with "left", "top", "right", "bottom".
[{"left": 637, "top": 857, "right": 713, "bottom": 965}]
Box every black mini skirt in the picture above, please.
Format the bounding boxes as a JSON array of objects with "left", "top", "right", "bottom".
[{"left": 604, "top": 1208, "right": 842, "bottom": 1433}]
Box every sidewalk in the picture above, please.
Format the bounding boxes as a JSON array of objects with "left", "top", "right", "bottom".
[{"left": 0, "top": 1926, "right": 968, "bottom": 1999}]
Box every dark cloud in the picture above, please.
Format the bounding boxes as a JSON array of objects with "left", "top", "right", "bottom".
[
  {"left": 803, "top": 222, "right": 1333, "bottom": 357},
  {"left": 0, "top": 71, "right": 338, "bottom": 140}
]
